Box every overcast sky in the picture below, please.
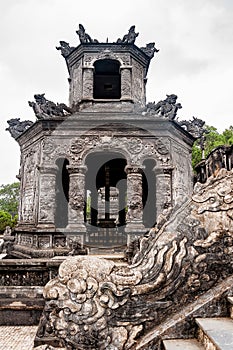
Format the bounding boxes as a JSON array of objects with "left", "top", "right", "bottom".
[{"left": 1, "top": 0, "right": 233, "bottom": 184}]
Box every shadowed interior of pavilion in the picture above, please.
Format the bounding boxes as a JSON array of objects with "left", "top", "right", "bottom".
[{"left": 54, "top": 153, "right": 157, "bottom": 250}]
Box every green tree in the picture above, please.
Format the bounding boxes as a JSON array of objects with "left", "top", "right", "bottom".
[
  {"left": 192, "top": 125, "right": 233, "bottom": 170},
  {"left": 222, "top": 126, "right": 233, "bottom": 145},
  {"left": 0, "top": 182, "right": 20, "bottom": 217},
  {"left": 0, "top": 210, "right": 17, "bottom": 233}
]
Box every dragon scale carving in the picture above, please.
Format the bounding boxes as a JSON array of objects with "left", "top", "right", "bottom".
[{"left": 35, "top": 169, "right": 233, "bottom": 349}]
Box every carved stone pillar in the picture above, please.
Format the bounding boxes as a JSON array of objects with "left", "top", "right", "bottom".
[
  {"left": 37, "top": 166, "right": 57, "bottom": 230},
  {"left": 125, "top": 165, "right": 145, "bottom": 236},
  {"left": 82, "top": 67, "right": 93, "bottom": 100},
  {"left": 120, "top": 66, "right": 132, "bottom": 101},
  {"left": 154, "top": 167, "right": 173, "bottom": 219},
  {"left": 67, "top": 165, "right": 87, "bottom": 232}
]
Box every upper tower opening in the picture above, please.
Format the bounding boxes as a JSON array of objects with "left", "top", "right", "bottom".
[
  {"left": 93, "top": 59, "right": 121, "bottom": 99},
  {"left": 56, "top": 24, "right": 159, "bottom": 112}
]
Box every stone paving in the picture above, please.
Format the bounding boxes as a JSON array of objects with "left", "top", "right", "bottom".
[{"left": 0, "top": 326, "right": 39, "bottom": 350}]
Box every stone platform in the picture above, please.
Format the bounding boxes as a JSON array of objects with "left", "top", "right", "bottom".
[{"left": 0, "top": 326, "right": 38, "bottom": 350}]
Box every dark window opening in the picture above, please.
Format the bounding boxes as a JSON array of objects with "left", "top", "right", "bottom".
[
  {"left": 142, "top": 159, "right": 157, "bottom": 228},
  {"left": 104, "top": 83, "right": 113, "bottom": 91},
  {"left": 55, "top": 158, "right": 69, "bottom": 228},
  {"left": 93, "top": 59, "right": 121, "bottom": 99}
]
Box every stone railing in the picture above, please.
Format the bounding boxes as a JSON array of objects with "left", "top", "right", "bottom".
[{"left": 195, "top": 145, "right": 233, "bottom": 183}]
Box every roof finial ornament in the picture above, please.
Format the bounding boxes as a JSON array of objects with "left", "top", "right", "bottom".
[
  {"left": 28, "top": 94, "right": 73, "bottom": 119},
  {"left": 56, "top": 41, "right": 75, "bottom": 57},
  {"left": 146, "top": 94, "right": 182, "bottom": 120},
  {"left": 76, "top": 24, "right": 98, "bottom": 44},
  {"left": 178, "top": 117, "right": 208, "bottom": 140},
  {"left": 6, "top": 118, "right": 33, "bottom": 139},
  {"left": 117, "top": 25, "right": 139, "bottom": 44},
  {"left": 140, "top": 42, "right": 159, "bottom": 58}
]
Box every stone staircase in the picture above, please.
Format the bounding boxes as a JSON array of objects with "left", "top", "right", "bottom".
[{"left": 162, "top": 297, "right": 233, "bottom": 350}]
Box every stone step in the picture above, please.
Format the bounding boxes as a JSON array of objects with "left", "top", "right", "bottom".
[
  {"left": 163, "top": 339, "right": 204, "bottom": 349},
  {"left": 196, "top": 317, "right": 233, "bottom": 350},
  {"left": 0, "top": 325, "right": 38, "bottom": 350}
]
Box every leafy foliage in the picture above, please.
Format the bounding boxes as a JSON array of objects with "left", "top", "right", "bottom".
[
  {"left": 0, "top": 182, "right": 20, "bottom": 216},
  {"left": 0, "top": 182, "right": 19, "bottom": 232},
  {"left": 0, "top": 210, "right": 17, "bottom": 233},
  {"left": 192, "top": 125, "right": 233, "bottom": 169}
]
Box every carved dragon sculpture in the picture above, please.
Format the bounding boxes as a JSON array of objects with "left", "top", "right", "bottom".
[
  {"left": 35, "top": 168, "right": 233, "bottom": 350},
  {"left": 28, "top": 94, "right": 73, "bottom": 120},
  {"left": 6, "top": 118, "right": 33, "bottom": 139},
  {"left": 146, "top": 94, "right": 182, "bottom": 120}
]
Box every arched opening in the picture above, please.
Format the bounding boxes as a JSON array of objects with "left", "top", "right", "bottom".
[
  {"left": 142, "top": 159, "right": 157, "bottom": 228},
  {"left": 55, "top": 158, "right": 69, "bottom": 228},
  {"left": 93, "top": 59, "right": 121, "bottom": 99},
  {"left": 85, "top": 152, "right": 127, "bottom": 246}
]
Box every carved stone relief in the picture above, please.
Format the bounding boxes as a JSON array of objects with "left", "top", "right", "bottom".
[
  {"left": 82, "top": 68, "right": 94, "bottom": 99},
  {"left": 70, "top": 62, "right": 82, "bottom": 105},
  {"left": 67, "top": 235, "right": 83, "bottom": 248},
  {"left": 69, "top": 176, "right": 85, "bottom": 212},
  {"left": 20, "top": 145, "right": 40, "bottom": 224},
  {"left": 132, "top": 59, "right": 144, "bottom": 104},
  {"left": 67, "top": 166, "right": 87, "bottom": 229},
  {"left": 0, "top": 270, "right": 50, "bottom": 287},
  {"left": 172, "top": 143, "right": 193, "bottom": 205},
  {"left": 38, "top": 236, "right": 51, "bottom": 249},
  {"left": 155, "top": 169, "right": 172, "bottom": 217},
  {"left": 19, "top": 234, "right": 33, "bottom": 246},
  {"left": 54, "top": 236, "right": 66, "bottom": 248},
  {"left": 42, "top": 138, "right": 69, "bottom": 163},
  {"left": 69, "top": 135, "right": 171, "bottom": 168},
  {"left": 84, "top": 51, "right": 131, "bottom": 66},
  {"left": 125, "top": 166, "right": 143, "bottom": 224},
  {"left": 121, "top": 68, "right": 132, "bottom": 98},
  {"left": 38, "top": 170, "right": 57, "bottom": 224}
]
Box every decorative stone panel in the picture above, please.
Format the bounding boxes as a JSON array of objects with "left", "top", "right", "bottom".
[
  {"left": 67, "top": 165, "right": 87, "bottom": 232},
  {"left": 19, "top": 145, "right": 40, "bottom": 225},
  {"left": 37, "top": 166, "right": 57, "bottom": 229},
  {"left": 69, "top": 135, "right": 171, "bottom": 168},
  {"left": 125, "top": 165, "right": 145, "bottom": 233}
]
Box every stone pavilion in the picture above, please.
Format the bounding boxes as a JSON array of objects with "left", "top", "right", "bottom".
[{"left": 6, "top": 24, "right": 197, "bottom": 258}]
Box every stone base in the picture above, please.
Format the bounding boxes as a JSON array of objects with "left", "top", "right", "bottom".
[
  {"left": 125, "top": 222, "right": 147, "bottom": 234},
  {"left": 0, "top": 263, "right": 61, "bottom": 326},
  {"left": 10, "top": 245, "right": 70, "bottom": 258},
  {"left": 66, "top": 223, "right": 87, "bottom": 232},
  {"left": 5, "top": 230, "right": 87, "bottom": 259}
]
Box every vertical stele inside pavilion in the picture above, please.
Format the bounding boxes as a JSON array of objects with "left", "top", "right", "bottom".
[{"left": 6, "top": 25, "right": 195, "bottom": 258}]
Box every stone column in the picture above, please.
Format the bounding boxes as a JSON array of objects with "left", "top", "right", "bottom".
[
  {"left": 37, "top": 165, "right": 57, "bottom": 230},
  {"left": 82, "top": 67, "right": 94, "bottom": 100},
  {"left": 67, "top": 165, "right": 87, "bottom": 232},
  {"left": 120, "top": 66, "right": 132, "bottom": 101},
  {"left": 125, "top": 165, "right": 145, "bottom": 236},
  {"left": 154, "top": 167, "right": 173, "bottom": 219}
]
